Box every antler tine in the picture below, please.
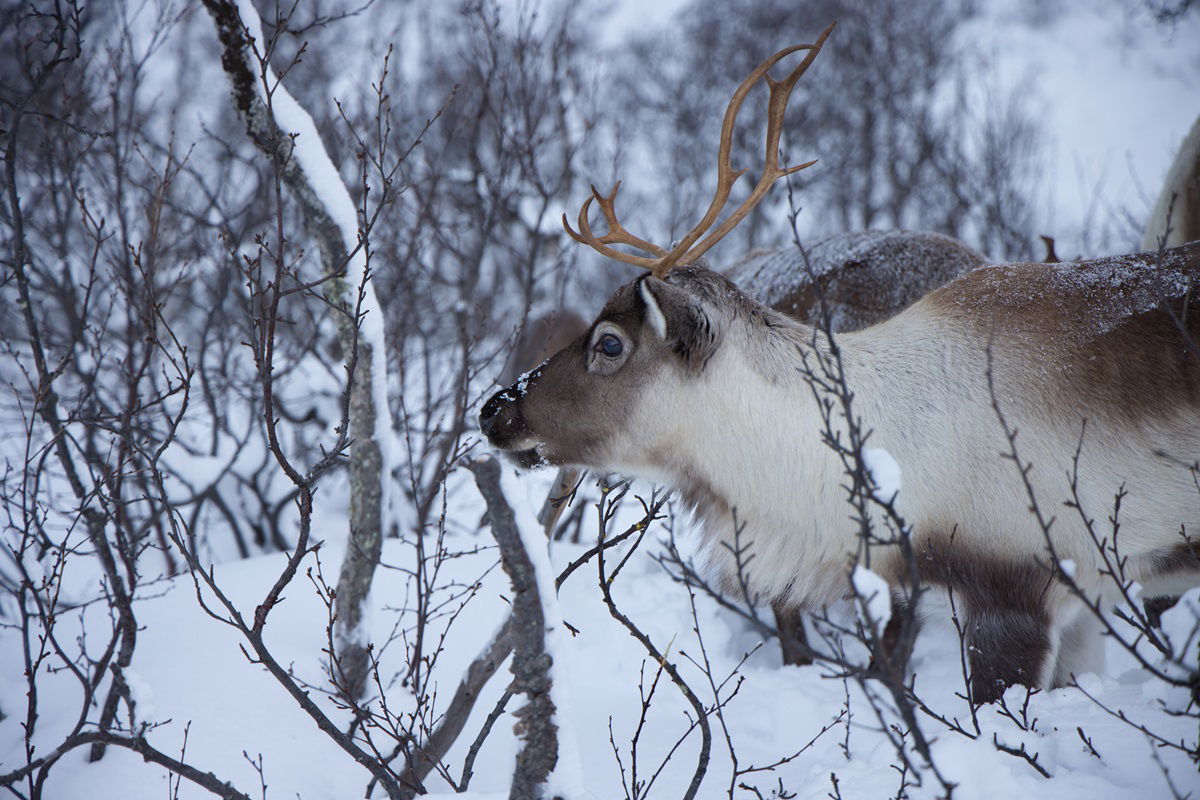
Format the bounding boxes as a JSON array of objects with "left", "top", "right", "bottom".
[
  {"left": 561, "top": 23, "right": 835, "bottom": 279},
  {"left": 562, "top": 181, "right": 667, "bottom": 268},
  {"left": 656, "top": 21, "right": 836, "bottom": 275}
]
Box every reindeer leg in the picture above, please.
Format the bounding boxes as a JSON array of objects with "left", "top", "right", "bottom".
[
  {"left": 771, "top": 600, "right": 813, "bottom": 666},
  {"left": 878, "top": 590, "right": 922, "bottom": 670},
  {"left": 559, "top": 500, "right": 587, "bottom": 544},
  {"left": 1050, "top": 600, "right": 1104, "bottom": 687},
  {"left": 1144, "top": 595, "right": 1180, "bottom": 629},
  {"left": 538, "top": 467, "right": 583, "bottom": 538},
  {"left": 919, "top": 540, "right": 1056, "bottom": 704},
  {"left": 962, "top": 599, "right": 1052, "bottom": 704}
]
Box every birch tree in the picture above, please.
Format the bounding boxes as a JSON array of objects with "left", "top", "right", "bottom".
[{"left": 203, "top": 0, "right": 394, "bottom": 699}]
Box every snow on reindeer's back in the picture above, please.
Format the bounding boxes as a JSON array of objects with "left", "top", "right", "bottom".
[
  {"left": 908, "top": 242, "right": 1200, "bottom": 434},
  {"left": 726, "top": 230, "right": 985, "bottom": 332},
  {"left": 924, "top": 241, "right": 1200, "bottom": 342}
]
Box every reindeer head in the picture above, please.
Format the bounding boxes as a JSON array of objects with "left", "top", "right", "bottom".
[
  {"left": 480, "top": 267, "right": 745, "bottom": 471},
  {"left": 480, "top": 25, "right": 834, "bottom": 473}
]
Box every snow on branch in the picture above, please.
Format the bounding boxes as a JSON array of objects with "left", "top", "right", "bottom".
[
  {"left": 469, "top": 456, "right": 563, "bottom": 799},
  {"left": 202, "top": 0, "right": 395, "bottom": 698}
]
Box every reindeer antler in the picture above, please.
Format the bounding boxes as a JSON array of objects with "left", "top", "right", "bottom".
[
  {"left": 563, "top": 22, "right": 836, "bottom": 279},
  {"left": 564, "top": 181, "right": 668, "bottom": 268}
]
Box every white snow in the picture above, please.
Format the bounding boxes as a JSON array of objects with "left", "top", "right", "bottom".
[
  {"left": 122, "top": 669, "right": 157, "bottom": 725},
  {"left": 863, "top": 446, "right": 902, "bottom": 504},
  {"left": 5, "top": 483, "right": 1197, "bottom": 799},
  {"left": 1160, "top": 587, "right": 1200, "bottom": 676},
  {"left": 514, "top": 366, "right": 539, "bottom": 398},
  {"left": 964, "top": 1, "right": 1200, "bottom": 256},
  {"left": 1128, "top": 581, "right": 1145, "bottom": 603},
  {"left": 851, "top": 564, "right": 892, "bottom": 633}
]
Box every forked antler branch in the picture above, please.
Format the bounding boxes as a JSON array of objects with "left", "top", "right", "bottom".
[
  {"left": 564, "top": 181, "right": 668, "bottom": 268},
  {"left": 563, "top": 21, "right": 836, "bottom": 279}
]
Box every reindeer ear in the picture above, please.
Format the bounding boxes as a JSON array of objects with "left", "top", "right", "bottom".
[{"left": 639, "top": 277, "right": 719, "bottom": 371}]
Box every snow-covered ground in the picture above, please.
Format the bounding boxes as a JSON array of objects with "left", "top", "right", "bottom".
[{"left": 5, "top": 462, "right": 1196, "bottom": 799}]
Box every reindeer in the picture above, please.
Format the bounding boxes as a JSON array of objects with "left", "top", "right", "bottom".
[
  {"left": 480, "top": 26, "right": 1200, "bottom": 702},
  {"left": 509, "top": 232, "right": 985, "bottom": 670},
  {"left": 522, "top": 232, "right": 985, "bottom": 543},
  {"left": 727, "top": 228, "right": 985, "bottom": 331},
  {"left": 1143, "top": 112, "right": 1200, "bottom": 250}
]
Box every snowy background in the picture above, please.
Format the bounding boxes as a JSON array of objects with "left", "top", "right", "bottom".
[{"left": 2, "top": 0, "right": 1198, "bottom": 799}]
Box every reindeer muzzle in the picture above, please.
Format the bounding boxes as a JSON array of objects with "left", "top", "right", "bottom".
[{"left": 479, "top": 384, "right": 544, "bottom": 470}]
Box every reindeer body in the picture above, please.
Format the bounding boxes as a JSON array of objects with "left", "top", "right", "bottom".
[{"left": 481, "top": 242, "right": 1200, "bottom": 699}]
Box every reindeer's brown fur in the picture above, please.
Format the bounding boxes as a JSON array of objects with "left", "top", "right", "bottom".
[
  {"left": 1144, "top": 540, "right": 1200, "bottom": 580},
  {"left": 925, "top": 245, "right": 1200, "bottom": 425}
]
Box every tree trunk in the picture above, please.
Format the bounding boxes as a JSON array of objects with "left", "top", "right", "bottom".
[{"left": 204, "top": 0, "right": 391, "bottom": 699}]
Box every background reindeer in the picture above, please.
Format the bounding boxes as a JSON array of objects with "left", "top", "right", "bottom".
[{"left": 1143, "top": 112, "right": 1200, "bottom": 250}]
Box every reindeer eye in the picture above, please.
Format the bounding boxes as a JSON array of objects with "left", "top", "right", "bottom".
[{"left": 596, "top": 333, "right": 623, "bottom": 357}]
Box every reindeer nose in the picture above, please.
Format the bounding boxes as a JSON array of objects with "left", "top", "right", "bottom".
[{"left": 479, "top": 389, "right": 510, "bottom": 439}]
